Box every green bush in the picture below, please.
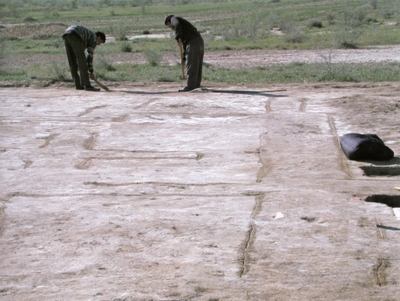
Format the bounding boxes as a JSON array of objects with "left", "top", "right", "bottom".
[
  {"left": 143, "top": 47, "right": 162, "bottom": 66},
  {"left": 308, "top": 19, "right": 323, "bottom": 29},
  {"left": 120, "top": 42, "right": 132, "bottom": 52}
]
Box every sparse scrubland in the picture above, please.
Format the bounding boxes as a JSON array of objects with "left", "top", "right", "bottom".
[{"left": 0, "top": 0, "right": 400, "bottom": 84}]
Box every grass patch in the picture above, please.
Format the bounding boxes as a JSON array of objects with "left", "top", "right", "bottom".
[
  {"left": 1, "top": 0, "right": 400, "bottom": 84},
  {"left": 3, "top": 61, "right": 400, "bottom": 85}
]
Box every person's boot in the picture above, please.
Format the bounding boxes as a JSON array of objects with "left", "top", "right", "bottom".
[
  {"left": 178, "top": 86, "right": 192, "bottom": 92},
  {"left": 85, "top": 85, "right": 100, "bottom": 92}
]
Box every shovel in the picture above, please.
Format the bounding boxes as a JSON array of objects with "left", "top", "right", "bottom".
[{"left": 178, "top": 40, "right": 186, "bottom": 80}]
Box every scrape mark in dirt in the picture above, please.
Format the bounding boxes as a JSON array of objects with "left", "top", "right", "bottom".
[
  {"left": 265, "top": 100, "right": 272, "bottom": 113},
  {"left": 239, "top": 221, "right": 256, "bottom": 277},
  {"left": 0, "top": 206, "right": 5, "bottom": 236},
  {"left": 102, "top": 203, "right": 121, "bottom": 207},
  {"left": 146, "top": 114, "right": 165, "bottom": 121},
  {"left": 256, "top": 137, "right": 271, "bottom": 183},
  {"left": 251, "top": 194, "right": 264, "bottom": 219},
  {"left": 301, "top": 216, "right": 316, "bottom": 222},
  {"left": 375, "top": 218, "right": 387, "bottom": 240},
  {"left": 357, "top": 217, "right": 371, "bottom": 228},
  {"left": 134, "top": 99, "right": 157, "bottom": 109},
  {"left": 84, "top": 181, "right": 234, "bottom": 188},
  {"left": 83, "top": 133, "right": 96, "bottom": 150},
  {"left": 23, "top": 160, "right": 32, "bottom": 169},
  {"left": 327, "top": 115, "right": 352, "bottom": 179},
  {"left": 299, "top": 98, "right": 307, "bottom": 112},
  {"left": 74, "top": 152, "right": 201, "bottom": 165},
  {"left": 111, "top": 114, "right": 129, "bottom": 122},
  {"left": 373, "top": 258, "right": 389, "bottom": 287},
  {"left": 242, "top": 191, "right": 265, "bottom": 197},
  {"left": 256, "top": 154, "right": 268, "bottom": 183},
  {"left": 1, "top": 193, "right": 18, "bottom": 202},
  {"left": 237, "top": 193, "right": 264, "bottom": 277},
  {"left": 38, "top": 133, "right": 59, "bottom": 149},
  {"left": 75, "top": 158, "right": 92, "bottom": 170},
  {"left": 78, "top": 105, "right": 107, "bottom": 117},
  {"left": 0, "top": 287, "right": 11, "bottom": 293},
  {"left": 196, "top": 152, "right": 204, "bottom": 160}
]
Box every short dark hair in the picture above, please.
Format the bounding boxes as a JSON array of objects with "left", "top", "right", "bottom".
[
  {"left": 164, "top": 15, "right": 174, "bottom": 25},
  {"left": 95, "top": 31, "right": 106, "bottom": 43}
]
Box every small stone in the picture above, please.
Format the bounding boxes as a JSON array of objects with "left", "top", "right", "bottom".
[{"left": 393, "top": 208, "right": 400, "bottom": 219}]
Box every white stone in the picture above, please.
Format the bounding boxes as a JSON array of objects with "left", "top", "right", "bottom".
[{"left": 393, "top": 208, "right": 400, "bottom": 219}]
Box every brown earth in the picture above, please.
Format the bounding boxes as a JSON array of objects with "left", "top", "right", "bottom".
[
  {"left": 1, "top": 45, "right": 400, "bottom": 300},
  {"left": 4, "top": 44, "right": 400, "bottom": 69}
]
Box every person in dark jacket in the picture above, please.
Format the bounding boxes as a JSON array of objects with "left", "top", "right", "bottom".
[
  {"left": 165, "top": 15, "right": 204, "bottom": 92},
  {"left": 62, "top": 25, "right": 106, "bottom": 91}
]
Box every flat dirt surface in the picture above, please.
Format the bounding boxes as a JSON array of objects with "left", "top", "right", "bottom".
[
  {"left": 6, "top": 44, "right": 400, "bottom": 69},
  {"left": 1, "top": 47, "right": 400, "bottom": 301}
]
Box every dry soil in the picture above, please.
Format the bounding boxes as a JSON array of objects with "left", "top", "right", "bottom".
[{"left": 1, "top": 47, "right": 400, "bottom": 301}]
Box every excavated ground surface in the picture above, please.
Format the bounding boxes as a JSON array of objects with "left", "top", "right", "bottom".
[
  {"left": 1, "top": 80, "right": 400, "bottom": 301},
  {"left": 1, "top": 38, "right": 400, "bottom": 300}
]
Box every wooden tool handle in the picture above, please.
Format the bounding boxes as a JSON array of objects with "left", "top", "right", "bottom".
[{"left": 90, "top": 73, "right": 109, "bottom": 91}]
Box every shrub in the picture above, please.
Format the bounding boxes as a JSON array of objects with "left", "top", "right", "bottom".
[
  {"left": 111, "top": 25, "right": 129, "bottom": 41},
  {"left": 333, "top": 27, "right": 363, "bottom": 49},
  {"left": 143, "top": 47, "right": 162, "bottom": 66},
  {"left": 344, "top": 8, "right": 367, "bottom": 27},
  {"left": 23, "top": 16, "right": 37, "bottom": 22},
  {"left": 326, "top": 14, "right": 335, "bottom": 25},
  {"left": 379, "top": 8, "right": 393, "bottom": 19},
  {"left": 97, "top": 55, "right": 116, "bottom": 72},
  {"left": 120, "top": 42, "right": 132, "bottom": 52},
  {"left": 47, "top": 60, "right": 68, "bottom": 80},
  {"left": 308, "top": 19, "right": 323, "bottom": 29},
  {"left": 284, "top": 28, "right": 304, "bottom": 43}
]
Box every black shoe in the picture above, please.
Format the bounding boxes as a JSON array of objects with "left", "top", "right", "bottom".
[
  {"left": 85, "top": 85, "right": 100, "bottom": 92},
  {"left": 178, "top": 86, "right": 192, "bottom": 92},
  {"left": 76, "top": 86, "right": 84, "bottom": 90}
]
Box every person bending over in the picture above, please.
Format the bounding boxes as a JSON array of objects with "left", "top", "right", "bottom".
[
  {"left": 62, "top": 25, "right": 105, "bottom": 91},
  {"left": 165, "top": 15, "right": 204, "bottom": 92}
]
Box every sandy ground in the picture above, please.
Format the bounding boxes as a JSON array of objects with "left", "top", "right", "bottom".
[
  {"left": 1, "top": 81, "right": 400, "bottom": 300},
  {"left": 5, "top": 45, "right": 400, "bottom": 69},
  {"left": 1, "top": 46, "right": 400, "bottom": 300}
]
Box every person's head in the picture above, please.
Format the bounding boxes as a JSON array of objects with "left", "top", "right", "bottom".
[
  {"left": 164, "top": 15, "right": 174, "bottom": 29},
  {"left": 95, "top": 31, "right": 106, "bottom": 45}
]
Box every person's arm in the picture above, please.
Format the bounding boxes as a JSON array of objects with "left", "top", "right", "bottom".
[
  {"left": 86, "top": 51, "right": 94, "bottom": 74},
  {"left": 178, "top": 39, "right": 185, "bottom": 63},
  {"left": 86, "top": 35, "right": 97, "bottom": 74}
]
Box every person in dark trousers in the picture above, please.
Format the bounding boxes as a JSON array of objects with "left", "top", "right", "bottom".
[
  {"left": 62, "top": 25, "right": 106, "bottom": 91},
  {"left": 165, "top": 15, "right": 204, "bottom": 92}
]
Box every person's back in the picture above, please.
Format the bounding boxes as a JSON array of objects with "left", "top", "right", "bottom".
[
  {"left": 171, "top": 16, "right": 201, "bottom": 44},
  {"left": 63, "top": 25, "right": 97, "bottom": 52}
]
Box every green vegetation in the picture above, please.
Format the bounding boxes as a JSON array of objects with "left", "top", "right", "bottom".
[{"left": 1, "top": 0, "right": 400, "bottom": 84}]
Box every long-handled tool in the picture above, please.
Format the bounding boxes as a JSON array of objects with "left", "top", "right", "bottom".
[
  {"left": 89, "top": 73, "right": 109, "bottom": 91},
  {"left": 178, "top": 40, "right": 186, "bottom": 80}
]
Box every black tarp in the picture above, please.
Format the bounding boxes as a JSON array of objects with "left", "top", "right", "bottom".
[{"left": 340, "top": 133, "right": 394, "bottom": 161}]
